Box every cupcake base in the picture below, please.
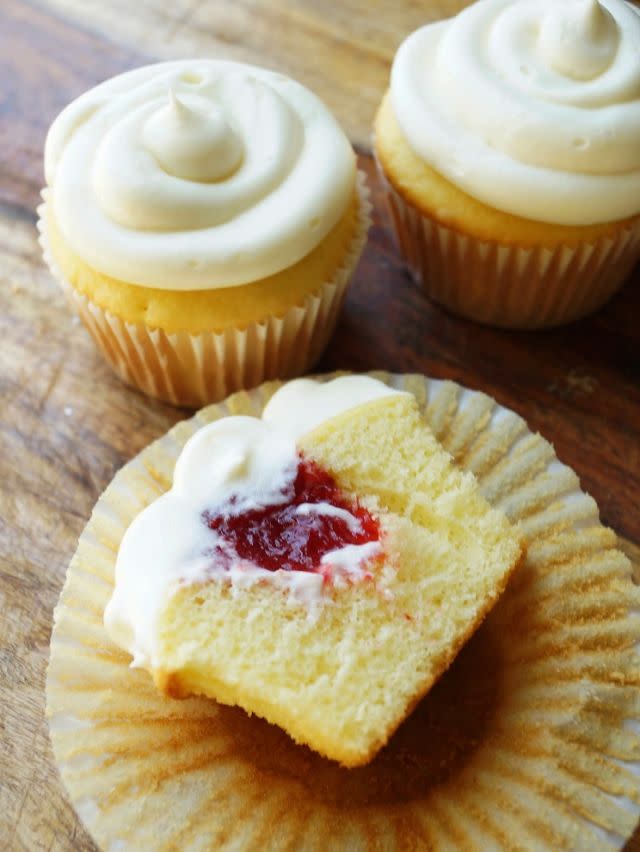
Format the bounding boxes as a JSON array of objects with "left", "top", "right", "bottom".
[
  {"left": 377, "top": 159, "right": 640, "bottom": 330},
  {"left": 38, "top": 173, "right": 371, "bottom": 407},
  {"left": 47, "top": 372, "right": 640, "bottom": 850}
]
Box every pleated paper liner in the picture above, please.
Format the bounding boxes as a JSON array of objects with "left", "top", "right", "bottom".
[
  {"left": 376, "top": 159, "right": 640, "bottom": 330},
  {"left": 47, "top": 372, "right": 640, "bottom": 850},
  {"left": 37, "top": 173, "right": 371, "bottom": 408}
]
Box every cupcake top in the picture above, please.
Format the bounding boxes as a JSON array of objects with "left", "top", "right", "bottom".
[
  {"left": 44, "top": 60, "right": 356, "bottom": 290},
  {"left": 104, "top": 377, "right": 403, "bottom": 668},
  {"left": 391, "top": 0, "right": 640, "bottom": 225}
]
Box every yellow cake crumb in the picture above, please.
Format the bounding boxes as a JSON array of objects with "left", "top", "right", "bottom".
[
  {"left": 45, "top": 191, "right": 360, "bottom": 335},
  {"left": 154, "top": 394, "right": 523, "bottom": 766}
]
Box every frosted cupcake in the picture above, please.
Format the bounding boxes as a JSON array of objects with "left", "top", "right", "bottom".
[
  {"left": 375, "top": 0, "right": 640, "bottom": 328},
  {"left": 40, "top": 61, "right": 369, "bottom": 406}
]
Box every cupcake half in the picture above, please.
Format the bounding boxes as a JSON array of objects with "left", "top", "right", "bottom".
[
  {"left": 40, "top": 61, "right": 370, "bottom": 406},
  {"left": 103, "top": 376, "right": 522, "bottom": 767},
  {"left": 375, "top": 0, "right": 640, "bottom": 329},
  {"left": 47, "top": 372, "right": 640, "bottom": 850}
]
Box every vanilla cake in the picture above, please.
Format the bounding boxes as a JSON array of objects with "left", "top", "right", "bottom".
[{"left": 105, "top": 377, "right": 522, "bottom": 767}]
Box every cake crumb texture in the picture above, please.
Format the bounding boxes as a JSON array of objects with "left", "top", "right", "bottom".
[{"left": 156, "top": 394, "right": 522, "bottom": 766}]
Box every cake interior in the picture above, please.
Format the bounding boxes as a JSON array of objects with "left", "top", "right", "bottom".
[{"left": 155, "top": 395, "right": 522, "bottom": 766}]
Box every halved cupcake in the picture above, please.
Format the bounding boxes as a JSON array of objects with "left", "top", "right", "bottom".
[
  {"left": 105, "top": 376, "right": 522, "bottom": 766},
  {"left": 48, "top": 373, "right": 640, "bottom": 849}
]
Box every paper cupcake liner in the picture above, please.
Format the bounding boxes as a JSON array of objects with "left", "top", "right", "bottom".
[
  {"left": 38, "top": 173, "right": 371, "bottom": 407},
  {"left": 376, "top": 159, "right": 640, "bottom": 329},
  {"left": 47, "top": 371, "right": 640, "bottom": 851}
]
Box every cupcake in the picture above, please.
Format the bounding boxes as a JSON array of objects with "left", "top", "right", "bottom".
[
  {"left": 40, "top": 61, "right": 370, "bottom": 406},
  {"left": 375, "top": 0, "right": 640, "bottom": 329},
  {"left": 103, "top": 376, "right": 522, "bottom": 766},
  {"left": 47, "top": 372, "right": 640, "bottom": 850}
]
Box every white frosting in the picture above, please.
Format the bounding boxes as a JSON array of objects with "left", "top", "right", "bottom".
[
  {"left": 296, "top": 502, "right": 365, "bottom": 534},
  {"left": 173, "top": 416, "right": 298, "bottom": 513},
  {"left": 143, "top": 90, "right": 243, "bottom": 183},
  {"left": 390, "top": 0, "right": 640, "bottom": 225},
  {"left": 104, "top": 377, "right": 402, "bottom": 667},
  {"left": 45, "top": 60, "right": 356, "bottom": 289},
  {"left": 321, "top": 542, "right": 384, "bottom": 589},
  {"left": 262, "top": 375, "right": 402, "bottom": 436}
]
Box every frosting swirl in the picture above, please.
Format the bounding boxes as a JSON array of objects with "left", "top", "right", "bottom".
[
  {"left": 142, "top": 90, "right": 243, "bottom": 184},
  {"left": 391, "top": 0, "right": 640, "bottom": 225},
  {"left": 45, "top": 61, "right": 356, "bottom": 289}
]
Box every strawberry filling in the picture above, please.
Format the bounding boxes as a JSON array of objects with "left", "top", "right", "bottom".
[{"left": 203, "top": 457, "right": 380, "bottom": 574}]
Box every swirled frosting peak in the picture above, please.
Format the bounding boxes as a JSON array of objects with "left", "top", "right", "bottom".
[
  {"left": 539, "top": 0, "right": 618, "bottom": 81},
  {"left": 143, "top": 89, "right": 243, "bottom": 183},
  {"left": 45, "top": 61, "right": 356, "bottom": 289},
  {"left": 391, "top": 0, "right": 640, "bottom": 225}
]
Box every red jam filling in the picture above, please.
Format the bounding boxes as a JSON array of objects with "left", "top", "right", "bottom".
[{"left": 203, "top": 457, "right": 380, "bottom": 574}]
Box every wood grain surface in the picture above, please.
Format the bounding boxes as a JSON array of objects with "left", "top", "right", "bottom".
[{"left": 1, "top": 1, "right": 639, "bottom": 849}]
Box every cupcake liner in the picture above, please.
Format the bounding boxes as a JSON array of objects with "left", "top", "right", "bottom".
[
  {"left": 38, "top": 173, "right": 371, "bottom": 407},
  {"left": 376, "top": 159, "right": 640, "bottom": 329},
  {"left": 47, "top": 371, "right": 640, "bottom": 851}
]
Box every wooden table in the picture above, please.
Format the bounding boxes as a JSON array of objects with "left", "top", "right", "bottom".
[{"left": 1, "top": 1, "right": 639, "bottom": 848}]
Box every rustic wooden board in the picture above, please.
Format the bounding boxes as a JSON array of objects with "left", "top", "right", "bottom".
[
  {"left": 1, "top": 1, "right": 639, "bottom": 849},
  {"left": 24, "top": 0, "right": 469, "bottom": 149}
]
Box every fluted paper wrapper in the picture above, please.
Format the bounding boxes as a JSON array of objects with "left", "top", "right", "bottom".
[
  {"left": 377, "top": 160, "right": 640, "bottom": 329},
  {"left": 38, "top": 173, "right": 371, "bottom": 407},
  {"left": 46, "top": 372, "right": 640, "bottom": 850}
]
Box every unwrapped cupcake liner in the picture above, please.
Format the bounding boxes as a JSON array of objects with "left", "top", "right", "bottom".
[
  {"left": 38, "top": 173, "right": 371, "bottom": 407},
  {"left": 47, "top": 371, "right": 640, "bottom": 851},
  {"left": 376, "top": 159, "right": 640, "bottom": 329}
]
